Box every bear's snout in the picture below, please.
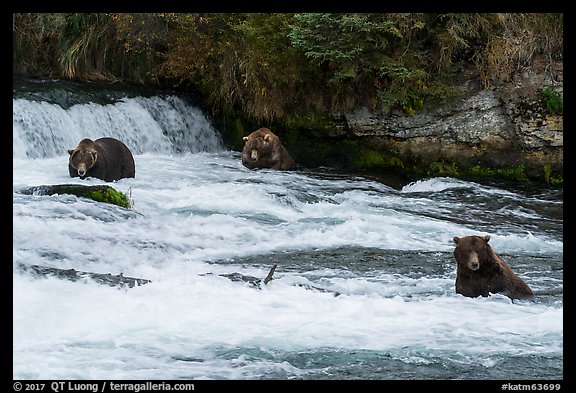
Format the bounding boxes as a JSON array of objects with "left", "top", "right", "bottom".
[
  {"left": 251, "top": 149, "right": 258, "bottom": 162},
  {"left": 468, "top": 251, "right": 480, "bottom": 271},
  {"left": 77, "top": 164, "right": 88, "bottom": 177}
]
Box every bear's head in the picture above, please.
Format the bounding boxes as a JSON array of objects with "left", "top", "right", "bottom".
[
  {"left": 242, "top": 128, "right": 278, "bottom": 164},
  {"left": 68, "top": 139, "right": 98, "bottom": 178},
  {"left": 453, "top": 235, "right": 492, "bottom": 271}
]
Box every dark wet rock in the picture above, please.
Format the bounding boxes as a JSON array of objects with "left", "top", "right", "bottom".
[{"left": 18, "top": 263, "right": 151, "bottom": 288}]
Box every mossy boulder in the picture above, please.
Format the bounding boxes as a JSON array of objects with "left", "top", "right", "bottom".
[{"left": 21, "top": 184, "right": 132, "bottom": 209}]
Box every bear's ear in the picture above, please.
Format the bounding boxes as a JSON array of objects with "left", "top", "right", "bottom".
[
  {"left": 243, "top": 136, "right": 249, "bottom": 142},
  {"left": 453, "top": 237, "right": 460, "bottom": 244},
  {"left": 92, "top": 151, "right": 98, "bottom": 162},
  {"left": 264, "top": 133, "right": 271, "bottom": 142},
  {"left": 483, "top": 235, "right": 491, "bottom": 243}
]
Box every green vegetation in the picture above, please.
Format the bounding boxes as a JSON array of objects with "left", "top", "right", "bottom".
[
  {"left": 544, "top": 164, "right": 563, "bottom": 187},
  {"left": 355, "top": 149, "right": 404, "bottom": 170},
  {"left": 88, "top": 187, "right": 132, "bottom": 209},
  {"left": 427, "top": 162, "right": 531, "bottom": 182},
  {"left": 467, "top": 164, "right": 528, "bottom": 182},
  {"left": 13, "top": 13, "right": 563, "bottom": 121},
  {"left": 13, "top": 14, "right": 123, "bottom": 81},
  {"left": 428, "top": 161, "right": 459, "bottom": 177},
  {"left": 541, "top": 87, "right": 563, "bottom": 115}
]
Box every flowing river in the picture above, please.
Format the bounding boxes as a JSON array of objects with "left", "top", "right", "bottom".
[{"left": 13, "top": 77, "right": 563, "bottom": 381}]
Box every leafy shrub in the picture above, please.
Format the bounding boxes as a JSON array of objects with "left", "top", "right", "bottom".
[{"left": 541, "top": 87, "right": 563, "bottom": 115}]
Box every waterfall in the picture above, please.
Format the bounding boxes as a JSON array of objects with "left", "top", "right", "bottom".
[{"left": 13, "top": 81, "right": 225, "bottom": 159}]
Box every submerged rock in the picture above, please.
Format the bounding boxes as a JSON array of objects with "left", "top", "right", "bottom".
[{"left": 18, "top": 264, "right": 151, "bottom": 288}]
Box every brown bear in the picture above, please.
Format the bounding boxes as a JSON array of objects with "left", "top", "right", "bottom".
[
  {"left": 68, "top": 137, "right": 135, "bottom": 182},
  {"left": 453, "top": 235, "right": 534, "bottom": 300},
  {"left": 241, "top": 128, "right": 295, "bottom": 170}
]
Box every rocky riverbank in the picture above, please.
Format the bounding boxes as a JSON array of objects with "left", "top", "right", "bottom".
[{"left": 268, "top": 60, "right": 563, "bottom": 185}]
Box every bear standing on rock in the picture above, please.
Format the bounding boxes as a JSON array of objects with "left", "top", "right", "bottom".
[
  {"left": 68, "top": 137, "right": 135, "bottom": 182},
  {"left": 453, "top": 235, "right": 534, "bottom": 300},
  {"left": 241, "top": 128, "right": 295, "bottom": 170}
]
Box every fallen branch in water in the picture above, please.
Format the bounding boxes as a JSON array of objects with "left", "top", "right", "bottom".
[
  {"left": 263, "top": 264, "right": 277, "bottom": 285},
  {"left": 207, "top": 264, "right": 340, "bottom": 296},
  {"left": 206, "top": 264, "right": 278, "bottom": 289}
]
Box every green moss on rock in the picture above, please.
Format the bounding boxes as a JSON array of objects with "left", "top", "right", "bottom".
[
  {"left": 21, "top": 184, "right": 132, "bottom": 209},
  {"left": 355, "top": 149, "right": 405, "bottom": 170},
  {"left": 87, "top": 187, "right": 132, "bottom": 208},
  {"left": 427, "top": 161, "right": 460, "bottom": 177},
  {"left": 424, "top": 161, "right": 541, "bottom": 183},
  {"left": 467, "top": 164, "right": 528, "bottom": 182}
]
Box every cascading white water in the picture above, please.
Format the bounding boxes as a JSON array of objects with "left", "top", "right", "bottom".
[{"left": 13, "top": 94, "right": 223, "bottom": 159}]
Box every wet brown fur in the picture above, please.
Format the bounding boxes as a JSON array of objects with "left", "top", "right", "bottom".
[
  {"left": 68, "top": 137, "right": 135, "bottom": 182},
  {"left": 453, "top": 235, "right": 533, "bottom": 300},
  {"left": 241, "top": 128, "right": 294, "bottom": 170}
]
